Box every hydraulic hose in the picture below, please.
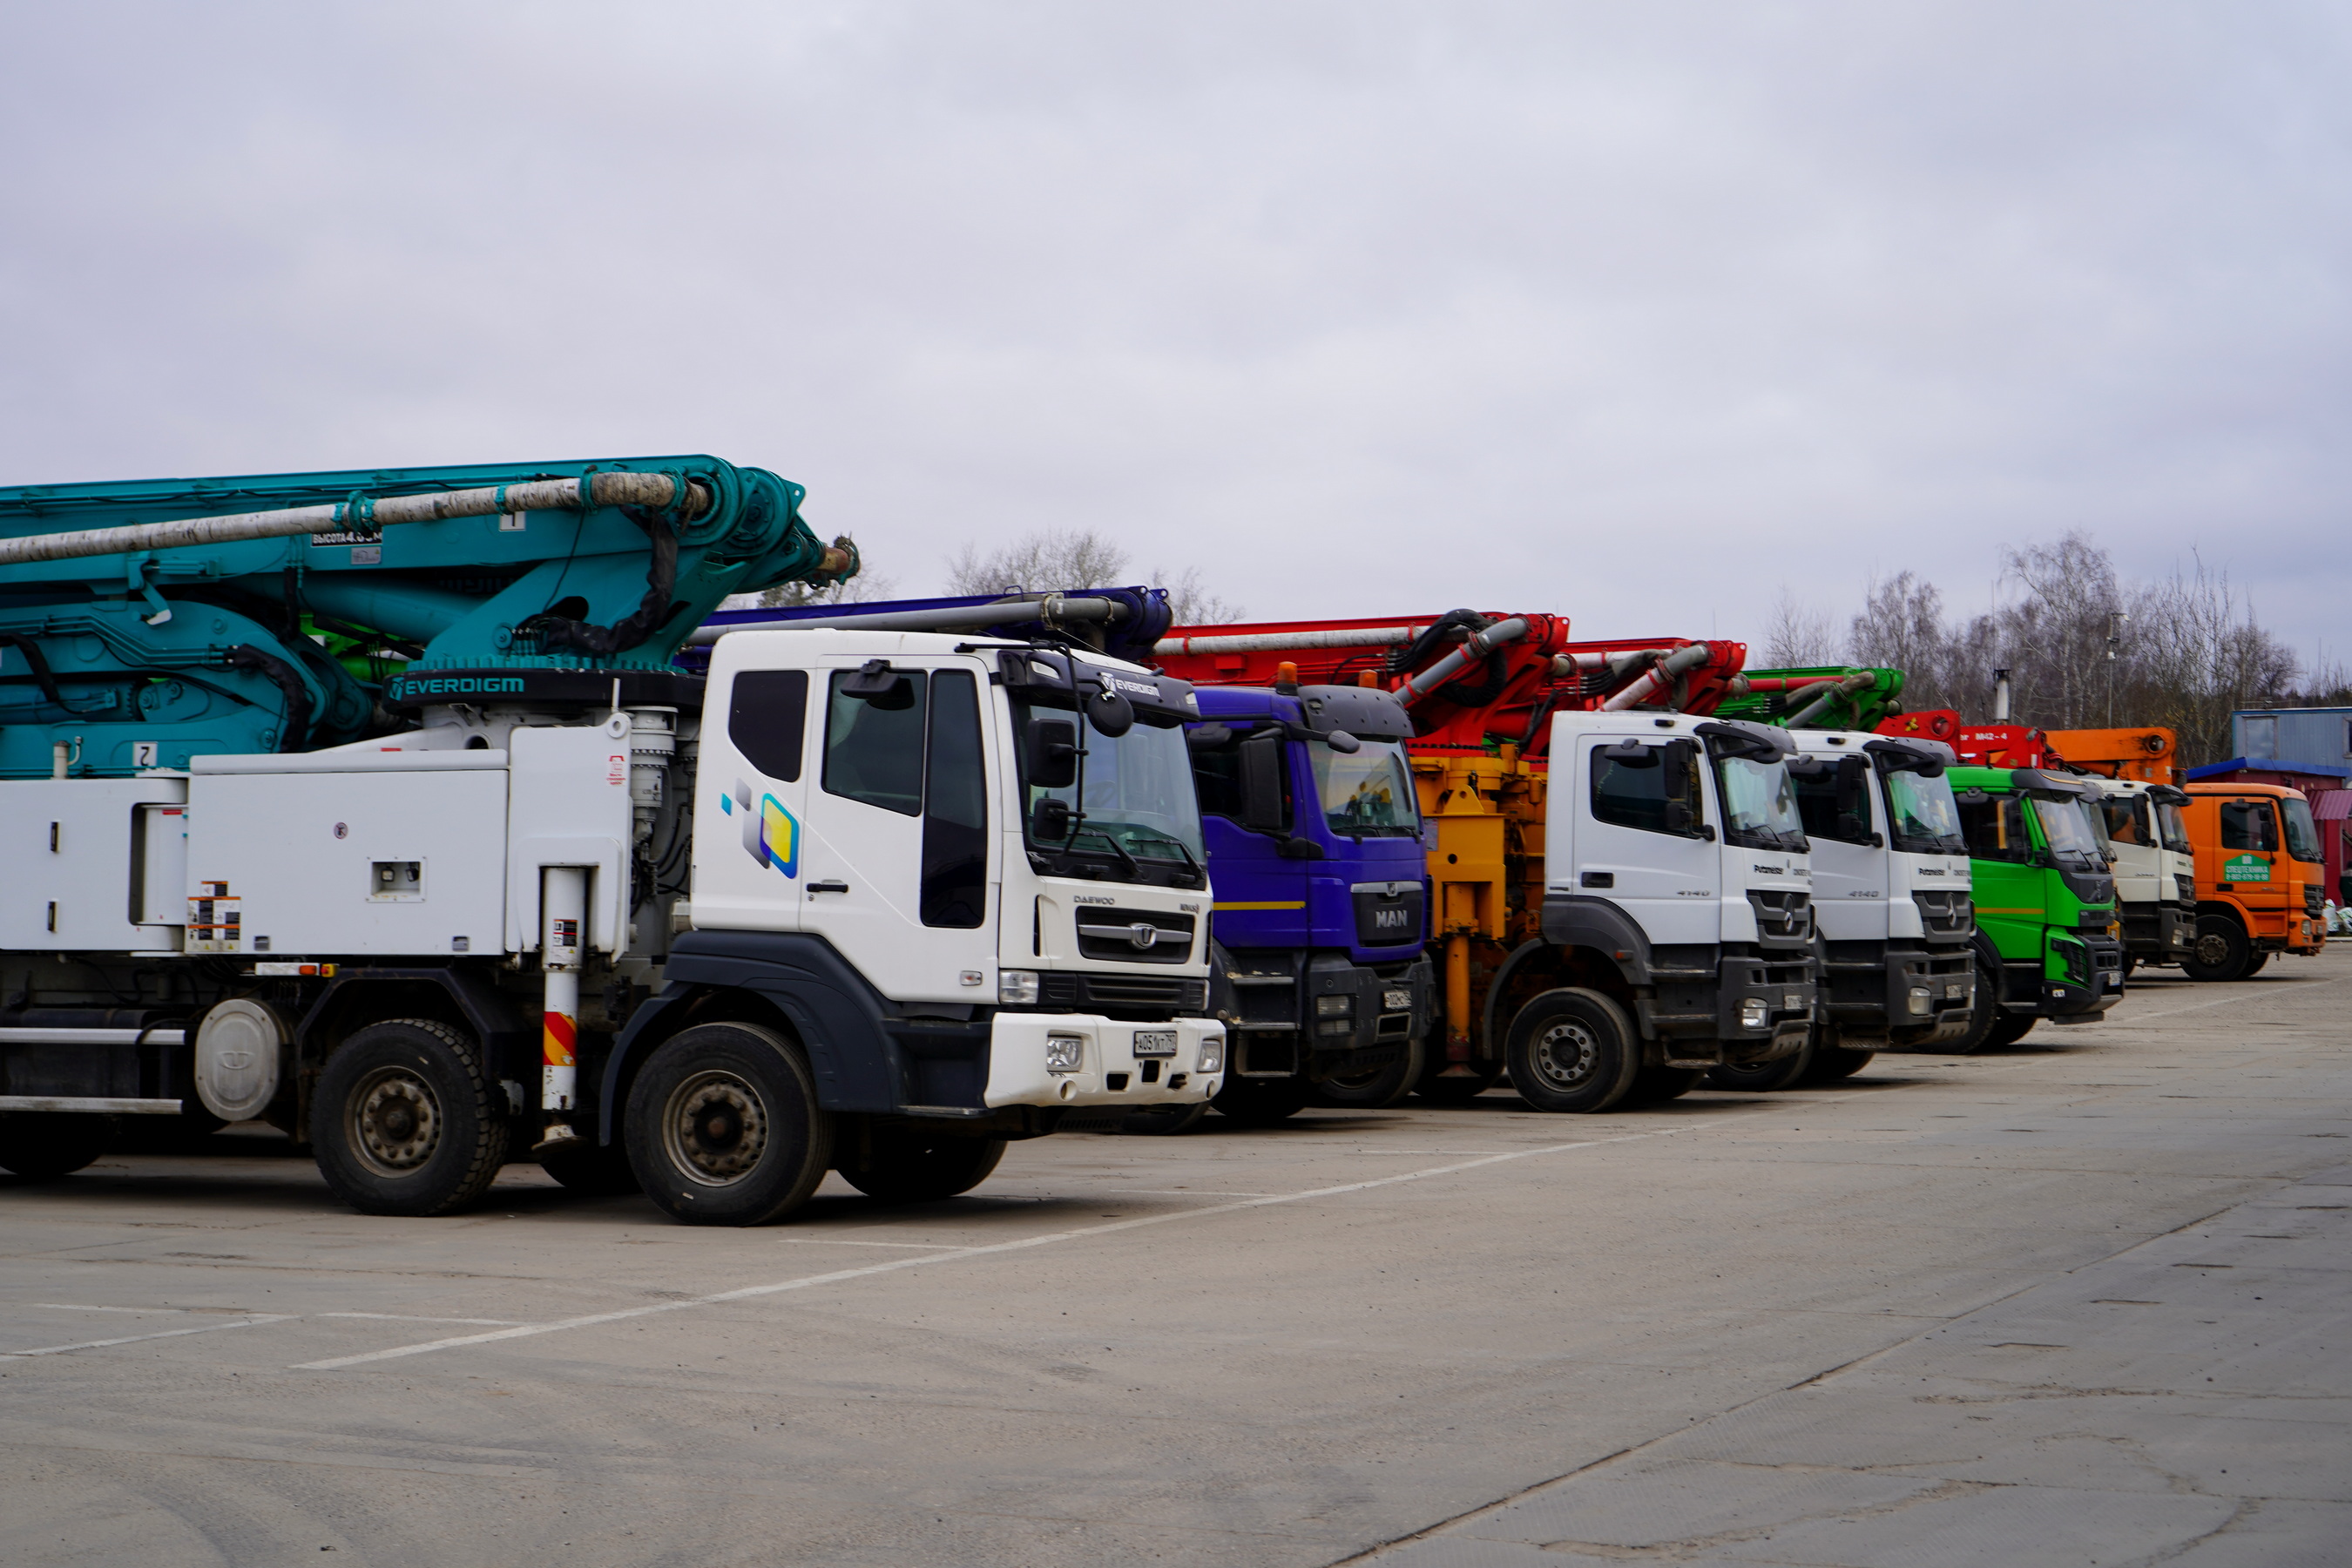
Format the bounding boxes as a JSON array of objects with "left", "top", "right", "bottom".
[
  {"left": 1781, "top": 671, "right": 1877, "bottom": 727},
  {"left": 1402, "top": 618, "right": 1531, "bottom": 701},
  {"left": 1599, "top": 641, "right": 1715, "bottom": 711}
]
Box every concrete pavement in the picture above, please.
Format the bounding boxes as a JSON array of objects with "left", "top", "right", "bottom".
[{"left": 3, "top": 951, "right": 2346, "bottom": 1566}]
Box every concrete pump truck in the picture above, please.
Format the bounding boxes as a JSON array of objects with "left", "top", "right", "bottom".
[
  {"left": 1155, "top": 614, "right": 1817, "bottom": 1113},
  {"left": 0, "top": 457, "right": 1222, "bottom": 1221}
]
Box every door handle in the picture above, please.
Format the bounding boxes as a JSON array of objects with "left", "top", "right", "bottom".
[{"left": 807, "top": 880, "right": 849, "bottom": 896}]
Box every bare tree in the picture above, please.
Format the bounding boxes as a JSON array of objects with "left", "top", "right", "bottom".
[
  {"left": 945, "top": 528, "right": 1130, "bottom": 596},
  {"left": 1846, "top": 571, "right": 1953, "bottom": 707},
  {"left": 2132, "top": 555, "right": 2301, "bottom": 763},
  {"left": 1153, "top": 564, "right": 1243, "bottom": 626},
  {"left": 1759, "top": 586, "right": 1841, "bottom": 668}
]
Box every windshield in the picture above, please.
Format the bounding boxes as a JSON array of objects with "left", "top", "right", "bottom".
[
  {"left": 2283, "top": 795, "right": 2324, "bottom": 863},
  {"left": 2031, "top": 796, "right": 2106, "bottom": 868},
  {"left": 2078, "top": 799, "right": 2116, "bottom": 862},
  {"left": 1714, "top": 755, "right": 1807, "bottom": 852},
  {"left": 2158, "top": 803, "right": 2191, "bottom": 855},
  {"left": 1882, "top": 768, "right": 1965, "bottom": 856},
  {"left": 1309, "top": 740, "right": 1420, "bottom": 837},
  {"left": 1017, "top": 701, "right": 1205, "bottom": 884}
]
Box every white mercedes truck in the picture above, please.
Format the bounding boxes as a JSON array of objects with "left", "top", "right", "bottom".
[
  {"left": 0, "top": 630, "right": 1224, "bottom": 1223},
  {"left": 1478, "top": 713, "right": 1819, "bottom": 1113},
  {"left": 2080, "top": 777, "right": 2197, "bottom": 975}
]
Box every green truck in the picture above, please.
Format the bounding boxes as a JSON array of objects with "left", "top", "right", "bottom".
[{"left": 1948, "top": 765, "right": 2126, "bottom": 1049}]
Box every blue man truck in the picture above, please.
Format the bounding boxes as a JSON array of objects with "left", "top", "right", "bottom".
[{"left": 695, "top": 594, "right": 1435, "bottom": 1132}]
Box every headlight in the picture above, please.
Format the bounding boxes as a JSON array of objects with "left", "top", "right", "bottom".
[
  {"left": 1906, "top": 987, "right": 1932, "bottom": 1016},
  {"left": 1740, "top": 998, "right": 1768, "bottom": 1030},
  {"left": 999, "top": 970, "right": 1040, "bottom": 1005},
  {"left": 1315, "top": 995, "right": 1353, "bottom": 1017},
  {"left": 1197, "top": 1035, "right": 1226, "bottom": 1073},
  {"left": 1044, "top": 1034, "right": 1085, "bottom": 1073}
]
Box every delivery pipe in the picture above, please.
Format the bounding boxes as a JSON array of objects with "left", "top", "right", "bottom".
[
  {"left": 685, "top": 593, "right": 1122, "bottom": 645},
  {"left": 1781, "top": 671, "right": 1877, "bottom": 728},
  {"left": 1599, "top": 641, "right": 1716, "bottom": 711},
  {"left": 1402, "top": 618, "right": 1531, "bottom": 700},
  {"left": 1154, "top": 625, "right": 1422, "bottom": 657},
  {"left": 0, "top": 472, "right": 715, "bottom": 568},
  {"left": 539, "top": 867, "right": 588, "bottom": 1126}
]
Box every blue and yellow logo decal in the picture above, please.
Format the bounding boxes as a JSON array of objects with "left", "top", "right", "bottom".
[{"left": 723, "top": 780, "right": 798, "bottom": 877}]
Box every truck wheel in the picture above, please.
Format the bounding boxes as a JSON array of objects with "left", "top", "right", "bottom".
[
  {"left": 1985, "top": 1013, "right": 2038, "bottom": 1049},
  {"left": 1505, "top": 990, "right": 1640, "bottom": 1113},
  {"left": 1627, "top": 1065, "right": 1704, "bottom": 1104},
  {"left": 1705, "top": 1033, "right": 1814, "bottom": 1093},
  {"left": 311, "top": 1019, "right": 509, "bottom": 1218},
  {"left": 1213, "top": 1077, "right": 1311, "bottom": 1126},
  {"left": 1806, "top": 1044, "right": 1876, "bottom": 1082},
  {"left": 839, "top": 1132, "right": 1006, "bottom": 1201},
  {"left": 1318, "top": 1034, "right": 1425, "bottom": 1109},
  {"left": 1949, "top": 947, "right": 2007, "bottom": 1053},
  {"left": 1122, "top": 1104, "right": 1211, "bottom": 1135},
  {"left": 1415, "top": 1057, "right": 1505, "bottom": 1105},
  {"left": 2183, "top": 916, "right": 2252, "bottom": 983},
  {"left": 537, "top": 1137, "right": 642, "bottom": 1196},
  {"left": 0, "top": 1112, "right": 114, "bottom": 1179},
  {"left": 625, "top": 1023, "right": 833, "bottom": 1226}
]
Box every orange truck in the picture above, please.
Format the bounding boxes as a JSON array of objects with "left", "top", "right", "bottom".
[{"left": 2177, "top": 781, "right": 2329, "bottom": 980}]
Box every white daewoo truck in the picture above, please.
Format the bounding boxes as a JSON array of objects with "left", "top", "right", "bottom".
[
  {"left": 0, "top": 628, "right": 1224, "bottom": 1223},
  {"left": 1480, "top": 712, "right": 1819, "bottom": 1113},
  {"left": 1709, "top": 730, "right": 1976, "bottom": 1089}
]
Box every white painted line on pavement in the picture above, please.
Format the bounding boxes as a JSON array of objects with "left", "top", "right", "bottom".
[
  {"left": 5, "top": 1315, "right": 294, "bottom": 1358},
  {"left": 318, "top": 1313, "right": 529, "bottom": 1326},
  {"left": 294, "top": 1122, "right": 1722, "bottom": 1372}
]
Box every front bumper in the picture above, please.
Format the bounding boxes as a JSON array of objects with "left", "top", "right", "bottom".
[
  {"left": 982, "top": 1014, "right": 1225, "bottom": 1108},
  {"left": 1820, "top": 940, "right": 1975, "bottom": 1046},
  {"left": 1707, "top": 948, "right": 1817, "bottom": 1066},
  {"left": 2120, "top": 902, "right": 2193, "bottom": 960},
  {"left": 2038, "top": 933, "right": 2125, "bottom": 1021}
]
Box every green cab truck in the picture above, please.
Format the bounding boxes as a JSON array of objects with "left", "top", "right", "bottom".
[{"left": 1948, "top": 766, "right": 2126, "bottom": 1050}]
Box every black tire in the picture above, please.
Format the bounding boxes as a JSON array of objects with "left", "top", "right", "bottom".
[
  {"left": 2120, "top": 953, "right": 2138, "bottom": 981},
  {"left": 1505, "top": 990, "right": 1641, "bottom": 1113},
  {"left": 1948, "top": 948, "right": 2007, "bottom": 1054},
  {"left": 537, "top": 1136, "right": 643, "bottom": 1196},
  {"left": 1705, "top": 1032, "right": 1815, "bottom": 1093},
  {"left": 2245, "top": 951, "right": 2270, "bottom": 976},
  {"left": 1627, "top": 1064, "right": 1705, "bottom": 1104},
  {"left": 311, "top": 1019, "right": 509, "bottom": 1218},
  {"left": 1317, "top": 1032, "right": 1425, "bottom": 1110},
  {"left": 2183, "top": 916, "right": 2253, "bottom": 983},
  {"left": 1984, "top": 1012, "right": 2038, "bottom": 1049},
  {"left": 1806, "top": 1044, "right": 1876, "bottom": 1082},
  {"left": 1213, "top": 1076, "right": 1312, "bottom": 1126},
  {"left": 625, "top": 1022, "right": 833, "bottom": 1226},
  {"left": 1122, "top": 1103, "right": 1212, "bottom": 1136},
  {"left": 837, "top": 1131, "right": 1006, "bottom": 1202},
  {"left": 0, "top": 1112, "right": 115, "bottom": 1179}
]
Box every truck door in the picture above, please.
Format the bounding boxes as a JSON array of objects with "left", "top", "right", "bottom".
[
  {"left": 1792, "top": 757, "right": 1885, "bottom": 937},
  {"left": 1959, "top": 792, "right": 2039, "bottom": 974},
  {"left": 1569, "top": 738, "right": 1719, "bottom": 946},
  {"left": 798, "top": 659, "right": 997, "bottom": 1004},
  {"left": 2217, "top": 798, "right": 2280, "bottom": 916}
]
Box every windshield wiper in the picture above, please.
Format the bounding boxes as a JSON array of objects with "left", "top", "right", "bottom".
[
  {"left": 1071, "top": 826, "right": 1143, "bottom": 879},
  {"left": 1130, "top": 828, "right": 1206, "bottom": 883}
]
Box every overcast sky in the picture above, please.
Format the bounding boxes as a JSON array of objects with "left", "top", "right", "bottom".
[{"left": 3, "top": 3, "right": 2346, "bottom": 665}]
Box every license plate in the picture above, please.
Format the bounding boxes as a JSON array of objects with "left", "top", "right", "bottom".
[
  {"left": 1382, "top": 989, "right": 1412, "bottom": 1012},
  {"left": 1132, "top": 1030, "right": 1178, "bottom": 1058}
]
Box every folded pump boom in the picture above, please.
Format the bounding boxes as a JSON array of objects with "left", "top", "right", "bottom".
[{"left": 0, "top": 456, "right": 854, "bottom": 776}]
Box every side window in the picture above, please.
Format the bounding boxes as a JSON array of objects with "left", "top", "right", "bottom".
[
  {"left": 2104, "top": 799, "right": 2145, "bottom": 847},
  {"left": 2220, "top": 801, "right": 2277, "bottom": 852},
  {"left": 921, "top": 671, "right": 988, "bottom": 929},
  {"left": 1790, "top": 763, "right": 1871, "bottom": 845},
  {"left": 1590, "top": 745, "right": 1693, "bottom": 835},
  {"left": 824, "top": 669, "right": 928, "bottom": 815},
  {"left": 728, "top": 669, "right": 808, "bottom": 781},
  {"left": 1192, "top": 747, "right": 1243, "bottom": 820},
  {"left": 1959, "top": 795, "right": 2032, "bottom": 862}
]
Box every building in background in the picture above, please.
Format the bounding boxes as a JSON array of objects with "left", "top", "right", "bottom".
[{"left": 2185, "top": 707, "right": 2352, "bottom": 903}]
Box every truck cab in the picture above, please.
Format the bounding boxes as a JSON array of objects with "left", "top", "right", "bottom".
[
  {"left": 1482, "top": 713, "right": 1817, "bottom": 1113},
  {"left": 2180, "top": 781, "right": 2328, "bottom": 980},
  {"left": 1781, "top": 732, "right": 1976, "bottom": 1074},
  {"left": 1948, "top": 766, "right": 2124, "bottom": 1046},
  {"left": 1181, "top": 684, "right": 1434, "bottom": 1122},
  {"left": 2082, "top": 778, "right": 2196, "bottom": 972}
]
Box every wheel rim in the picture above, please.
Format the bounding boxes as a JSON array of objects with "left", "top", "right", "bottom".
[
  {"left": 1529, "top": 1017, "right": 1600, "bottom": 1090},
  {"left": 351, "top": 1067, "right": 442, "bottom": 1177},
  {"left": 662, "top": 1070, "right": 769, "bottom": 1187},
  {"left": 2194, "top": 931, "right": 2230, "bottom": 965}
]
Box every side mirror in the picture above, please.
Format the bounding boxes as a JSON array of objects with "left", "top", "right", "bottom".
[
  {"left": 1025, "top": 716, "right": 1079, "bottom": 790},
  {"left": 1835, "top": 755, "right": 1869, "bottom": 828},
  {"left": 1031, "top": 797, "right": 1072, "bottom": 841},
  {"left": 1085, "top": 684, "right": 1135, "bottom": 738},
  {"left": 1323, "top": 729, "right": 1361, "bottom": 754},
  {"left": 1239, "top": 731, "right": 1287, "bottom": 835},
  {"left": 841, "top": 658, "right": 914, "bottom": 710},
  {"left": 1661, "top": 739, "right": 1696, "bottom": 801},
  {"left": 1665, "top": 801, "right": 1696, "bottom": 834}
]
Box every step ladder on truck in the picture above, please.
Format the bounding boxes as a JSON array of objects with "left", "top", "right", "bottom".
[
  {"left": 691, "top": 589, "right": 1436, "bottom": 1134},
  {"left": 0, "top": 458, "right": 1223, "bottom": 1219},
  {"left": 1154, "top": 613, "right": 1817, "bottom": 1113}
]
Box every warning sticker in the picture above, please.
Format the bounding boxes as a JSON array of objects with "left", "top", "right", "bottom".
[{"left": 2222, "top": 854, "right": 2272, "bottom": 883}]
